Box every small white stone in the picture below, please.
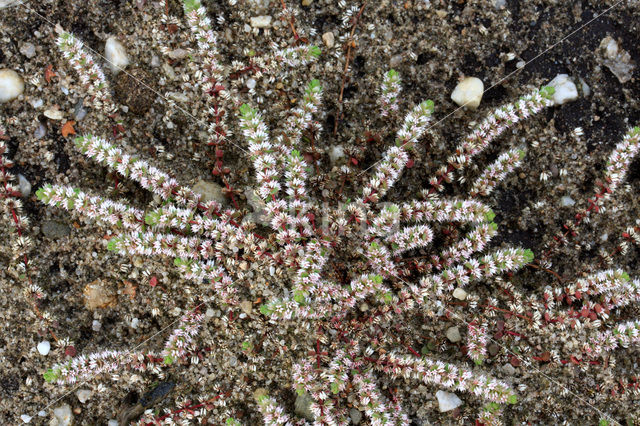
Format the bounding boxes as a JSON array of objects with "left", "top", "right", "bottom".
[
  {"left": 20, "top": 414, "right": 32, "bottom": 423},
  {"left": 29, "top": 98, "right": 43, "bottom": 109},
  {"left": 493, "top": 0, "right": 506, "bottom": 8},
  {"left": 246, "top": 78, "right": 257, "bottom": 90},
  {"left": 105, "top": 37, "right": 130, "bottom": 74},
  {"left": 51, "top": 404, "right": 73, "bottom": 426},
  {"left": 107, "top": 421, "right": 119, "bottom": 426},
  {"left": 205, "top": 308, "right": 215, "bottom": 318},
  {"left": 451, "top": 77, "right": 484, "bottom": 110},
  {"left": 37, "top": 340, "right": 50, "bottom": 356},
  {"left": 601, "top": 233, "right": 609, "bottom": 242},
  {"left": 43, "top": 106, "right": 64, "bottom": 120},
  {"left": 167, "top": 92, "right": 189, "bottom": 103},
  {"left": 322, "top": 32, "right": 335, "bottom": 48},
  {"left": 18, "top": 174, "right": 31, "bottom": 198},
  {"left": 560, "top": 196, "right": 575, "bottom": 207},
  {"left": 446, "top": 326, "right": 461, "bottom": 343},
  {"left": 130, "top": 317, "right": 140, "bottom": 329},
  {"left": 452, "top": 288, "right": 467, "bottom": 300},
  {"left": 76, "top": 389, "right": 92, "bottom": 404},
  {"left": 547, "top": 74, "right": 578, "bottom": 106},
  {"left": 0, "top": 69, "right": 25, "bottom": 103},
  {"left": 436, "top": 390, "right": 463, "bottom": 412},
  {"left": 329, "top": 145, "right": 345, "bottom": 163},
  {"left": 250, "top": 15, "right": 272, "bottom": 28},
  {"left": 20, "top": 42, "right": 36, "bottom": 58},
  {"left": 92, "top": 320, "right": 102, "bottom": 331}
]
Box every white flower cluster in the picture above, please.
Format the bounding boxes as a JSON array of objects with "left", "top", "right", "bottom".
[
  {"left": 162, "top": 311, "right": 205, "bottom": 364},
  {"left": 374, "top": 352, "right": 517, "bottom": 404},
  {"left": 470, "top": 148, "right": 525, "bottom": 197},
  {"left": 429, "top": 88, "right": 554, "bottom": 191},
  {"left": 363, "top": 99, "right": 434, "bottom": 203},
  {"left": 467, "top": 323, "right": 488, "bottom": 365},
  {"left": 378, "top": 69, "right": 402, "bottom": 117},
  {"left": 56, "top": 32, "right": 115, "bottom": 112},
  {"left": 602, "top": 126, "right": 640, "bottom": 194}
]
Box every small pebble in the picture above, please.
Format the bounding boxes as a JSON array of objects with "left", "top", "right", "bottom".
[
  {"left": 34, "top": 124, "right": 46, "bottom": 139},
  {"left": 105, "top": 37, "right": 130, "bottom": 73},
  {"left": 250, "top": 15, "right": 272, "bottom": 28},
  {"left": 37, "top": 340, "right": 50, "bottom": 356},
  {"left": 436, "top": 390, "right": 463, "bottom": 412},
  {"left": 560, "top": 196, "right": 575, "bottom": 207},
  {"left": 76, "top": 389, "right": 92, "bottom": 404},
  {"left": 547, "top": 74, "right": 578, "bottom": 105},
  {"left": 246, "top": 78, "right": 257, "bottom": 90},
  {"left": 167, "top": 92, "right": 189, "bottom": 103},
  {"left": 20, "top": 42, "right": 36, "bottom": 58},
  {"left": 599, "top": 36, "right": 635, "bottom": 83},
  {"left": 239, "top": 300, "right": 253, "bottom": 315},
  {"left": 451, "top": 77, "right": 484, "bottom": 110},
  {"left": 20, "top": 414, "right": 32, "bottom": 423},
  {"left": 193, "top": 179, "right": 226, "bottom": 204},
  {"left": 502, "top": 363, "right": 517, "bottom": 375},
  {"left": 167, "top": 48, "right": 189, "bottom": 59},
  {"left": 329, "top": 145, "right": 344, "bottom": 163},
  {"left": 51, "top": 404, "right": 73, "bottom": 426},
  {"left": 29, "top": 98, "right": 43, "bottom": 109},
  {"left": 446, "top": 326, "right": 461, "bottom": 343},
  {"left": 349, "top": 408, "right": 362, "bottom": 424},
  {"left": 74, "top": 100, "right": 87, "bottom": 121},
  {"left": 0, "top": 69, "right": 25, "bottom": 103},
  {"left": 452, "top": 288, "right": 467, "bottom": 300},
  {"left": 0, "top": 0, "right": 21, "bottom": 8},
  {"left": 322, "top": 32, "right": 335, "bottom": 48},
  {"left": 43, "top": 106, "right": 64, "bottom": 120},
  {"left": 92, "top": 320, "right": 102, "bottom": 331},
  {"left": 131, "top": 317, "right": 140, "bottom": 329},
  {"left": 18, "top": 174, "right": 31, "bottom": 198}
]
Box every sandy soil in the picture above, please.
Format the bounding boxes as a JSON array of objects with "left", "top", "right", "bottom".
[{"left": 1, "top": 0, "right": 639, "bottom": 424}]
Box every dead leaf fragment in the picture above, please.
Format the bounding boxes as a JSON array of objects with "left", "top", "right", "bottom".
[
  {"left": 61, "top": 120, "right": 76, "bottom": 138},
  {"left": 44, "top": 64, "right": 57, "bottom": 84}
]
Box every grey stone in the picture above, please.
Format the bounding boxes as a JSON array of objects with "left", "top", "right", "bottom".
[
  {"left": 294, "top": 392, "right": 315, "bottom": 421},
  {"left": 50, "top": 404, "right": 73, "bottom": 426},
  {"left": 446, "top": 326, "right": 461, "bottom": 343},
  {"left": 349, "top": 408, "right": 362, "bottom": 424},
  {"left": 193, "top": 180, "right": 226, "bottom": 204},
  {"left": 435, "top": 390, "right": 462, "bottom": 412},
  {"left": 41, "top": 221, "right": 70, "bottom": 239}
]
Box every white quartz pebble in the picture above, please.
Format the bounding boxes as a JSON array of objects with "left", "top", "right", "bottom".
[
  {"left": 451, "top": 77, "right": 484, "bottom": 110},
  {"left": 0, "top": 69, "right": 25, "bottom": 103},
  {"left": 105, "top": 37, "right": 129, "bottom": 73}
]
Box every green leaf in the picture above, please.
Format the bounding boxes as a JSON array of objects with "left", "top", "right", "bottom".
[
  {"left": 107, "top": 239, "right": 119, "bottom": 251},
  {"left": 330, "top": 382, "right": 340, "bottom": 394},
  {"left": 507, "top": 394, "right": 518, "bottom": 404},
  {"left": 259, "top": 304, "right": 273, "bottom": 316},
  {"left": 386, "top": 69, "right": 399, "bottom": 79},
  {"left": 293, "top": 290, "right": 307, "bottom": 304},
  {"left": 163, "top": 355, "right": 175, "bottom": 365},
  {"left": 523, "top": 249, "right": 534, "bottom": 263},
  {"left": 43, "top": 368, "right": 60, "bottom": 383},
  {"left": 145, "top": 212, "right": 159, "bottom": 225},
  {"left": 539, "top": 85, "right": 555, "bottom": 99},
  {"left": 307, "top": 79, "right": 322, "bottom": 92},
  {"left": 183, "top": 0, "right": 201, "bottom": 13},
  {"left": 35, "top": 187, "right": 47, "bottom": 201},
  {"left": 599, "top": 420, "right": 610, "bottom": 426},
  {"left": 308, "top": 45, "right": 321, "bottom": 58},
  {"left": 484, "top": 209, "right": 496, "bottom": 222},
  {"left": 239, "top": 103, "right": 254, "bottom": 118}
]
